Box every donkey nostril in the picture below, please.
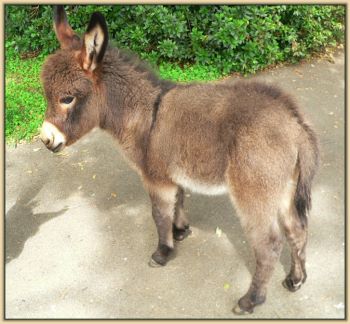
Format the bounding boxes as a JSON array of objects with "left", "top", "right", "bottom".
[{"left": 41, "top": 137, "right": 50, "bottom": 146}]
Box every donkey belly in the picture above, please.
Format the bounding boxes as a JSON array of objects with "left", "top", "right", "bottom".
[{"left": 171, "top": 170, "right": 228, "bottom": 196}]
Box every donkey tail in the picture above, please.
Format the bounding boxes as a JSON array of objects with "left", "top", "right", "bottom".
[{"left": 294, "top": 124, "right": 319, "bottom": 227}]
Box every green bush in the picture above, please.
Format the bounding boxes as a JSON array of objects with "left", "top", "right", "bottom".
[{"left": 5, "top": 5, "right": 345, "bottom": 74}]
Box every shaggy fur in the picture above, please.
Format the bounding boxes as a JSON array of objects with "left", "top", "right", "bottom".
[{"left": 40, "top": 6, "right": 319, "bottom": 314}]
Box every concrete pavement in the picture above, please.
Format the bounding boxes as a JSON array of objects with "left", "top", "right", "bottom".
[{"left": 5, "top": 50, "right": 345, "bottom": 319}]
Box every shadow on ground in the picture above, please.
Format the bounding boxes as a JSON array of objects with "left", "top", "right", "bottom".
[{"left": 5, "top": 175, "right": 68, "bottom": 263}]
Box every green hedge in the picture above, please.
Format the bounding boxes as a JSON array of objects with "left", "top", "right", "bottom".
[{"left": 5, "top": 5, "right": 345, "bottom": 74}]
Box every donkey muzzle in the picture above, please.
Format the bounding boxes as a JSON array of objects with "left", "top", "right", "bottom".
[{"left": 40, "top": 121, "right": 66, "bottom": 153}]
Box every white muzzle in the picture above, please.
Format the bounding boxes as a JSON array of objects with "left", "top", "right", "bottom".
[{"left": 40, "top": 121, "right": 66, "bottom": 153}]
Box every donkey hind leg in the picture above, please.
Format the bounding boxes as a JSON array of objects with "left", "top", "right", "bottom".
[
  {"left": 232, "top": 211, "right": 284, "bottom": 315},
  {"left": 281, "top": 211, "right": 308, "bottom": 292},
  {"left": 173, "top": 187, "right": 191, "bottom": 241},
  {"left": 147, "top": 183, "right": 178, "bottom": 267},
  {"left": 277, "top": 170, "right": 308, "bottom": 292}
]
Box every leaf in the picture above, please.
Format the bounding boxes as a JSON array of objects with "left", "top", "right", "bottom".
[
  {"left": 334, "top": 302, "right": 344, "bottom": 310},
  {"left": 215, "top": 227, "right": 222, "bottom": 237},
  {"left": 92, "top": 174, "right": 96, "bottom": 180},
  {"left": 224, "top": 283, "right": 230, "bottom": 290},
  {"left": 56, "top": 151, "right": 69, "bottom": 157}
]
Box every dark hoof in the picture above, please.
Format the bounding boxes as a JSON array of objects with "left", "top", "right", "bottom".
[
  {"left": 173, "top": 224, "right": 192, "bottom": 241},
  {"left": 149, "top": 244, "right": 173, "bottom": 267},
  {"left": 232, "top": 304, "right": 253, "bottom": 315},
  {"left": 148, "top": 258, "right": 165, "bottom": 268},
  {"left": 233, "top": 293, "right": 265, "bottom": 315},
  {"left": 282, "top": 276, "right": 303, "bottom": 292}
]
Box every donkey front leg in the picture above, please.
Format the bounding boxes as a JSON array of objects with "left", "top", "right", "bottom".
[
  {"left": 173, "top": 187, "right": 192, "bottom": 241},
  {"left": 147, "top": 183, "right": 178, "bottom": 267}
]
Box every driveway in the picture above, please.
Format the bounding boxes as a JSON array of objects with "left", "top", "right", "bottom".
[{"left": 5, "top": 50, "right": 345, "bottom": 319}]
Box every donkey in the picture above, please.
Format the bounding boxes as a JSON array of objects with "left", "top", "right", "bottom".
[{"left": 40, "top": 6, "right": 319, "bottom": 315}]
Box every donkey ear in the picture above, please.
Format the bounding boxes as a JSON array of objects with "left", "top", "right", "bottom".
[
  {"left": 81, "top": 12, "right": 109, "bottom": 72},
  {"left": 53, "top": 5, "right": 80, "bottom": 49}
]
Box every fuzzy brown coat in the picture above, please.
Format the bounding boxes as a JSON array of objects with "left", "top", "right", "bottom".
[{"left": 40, "top": 7, "right": 319, "bottom": 315}]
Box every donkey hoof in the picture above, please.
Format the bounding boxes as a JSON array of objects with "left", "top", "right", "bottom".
[
  {"left": 174, "top": 226, "right": 192, "bottom": 241},
  {"left": 282, "top": 277, "right": 303, "bottom": 292},
  {"left": 148, "top": 258, "right": 165, "bottom": 268},
  {"left": 232, "top": 304, "right": 253, "bottom": 315}
]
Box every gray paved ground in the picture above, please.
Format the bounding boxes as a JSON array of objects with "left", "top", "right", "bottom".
[{"left": 5, "top": 50, "right": 345, "bottom": 319}]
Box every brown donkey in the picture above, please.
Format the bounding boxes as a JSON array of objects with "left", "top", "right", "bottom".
[{"left": 40, "top": 6, "right": 319, "bottom": 314}]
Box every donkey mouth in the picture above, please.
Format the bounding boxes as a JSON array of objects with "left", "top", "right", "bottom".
[{"left": 52, "top": 142, "right": 64, "bottom": 153}]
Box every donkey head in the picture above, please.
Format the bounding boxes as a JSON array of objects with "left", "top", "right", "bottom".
[{"left": 40, "top": 6, "right": 108, "bottom": 152}]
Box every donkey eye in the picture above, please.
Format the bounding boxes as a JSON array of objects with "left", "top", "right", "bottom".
[{"left": 60, "top": 96, "right": 75, "bottom": 104}]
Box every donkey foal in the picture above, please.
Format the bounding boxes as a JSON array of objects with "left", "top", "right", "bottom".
[{"left": 40, "top": 6, "right": 319, "bottom": 315}]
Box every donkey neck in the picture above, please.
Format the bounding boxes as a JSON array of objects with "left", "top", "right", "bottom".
[{"left": 99, "top": 47, "right": 175, "bottom": 168}]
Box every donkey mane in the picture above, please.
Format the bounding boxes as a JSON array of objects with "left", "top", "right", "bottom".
[{"left": 108, "top": 46, "right": 174, "bottom": 89}]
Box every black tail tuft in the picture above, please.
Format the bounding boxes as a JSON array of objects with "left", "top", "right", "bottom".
[
  {"left": 294, "top": 124, "right": 319, "bottom": 228},
  {"left": 294, "top": 171, "right": 312, "bottom": 228}
]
